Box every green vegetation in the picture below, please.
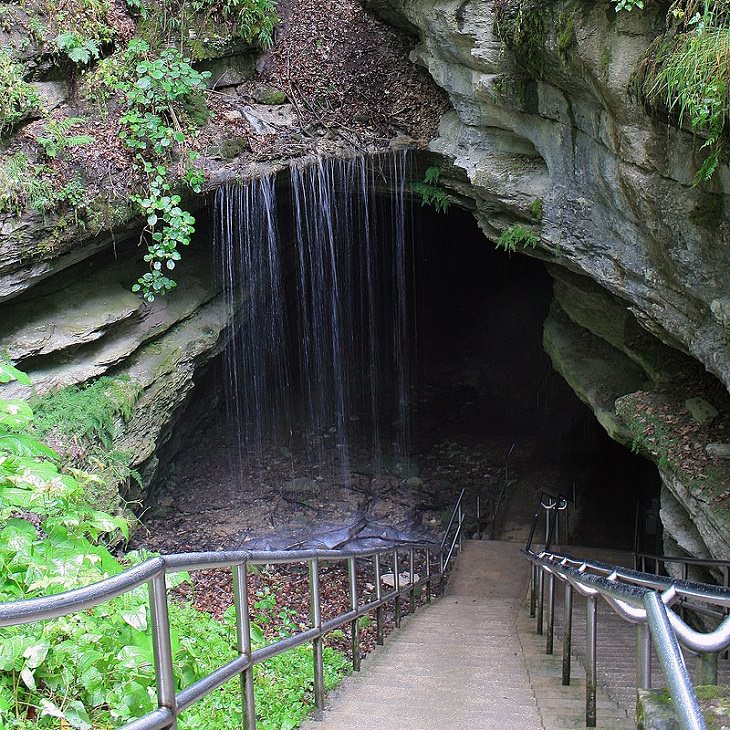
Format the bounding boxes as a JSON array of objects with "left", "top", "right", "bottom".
[
  {"left": 556, "top": 10, "right": 576, "bottom": 56},
  {"left": 31, "top": 376, "right": 142, "bottom": 511},
  {"left": 3, "top": 0, "right": 277, "bottom": 299},
  {"left": 0, "top": 150, "right": 94, "bottom": 225},
  {"left": 0, "top": 50, "right": 39, "bottom": 136},
  {"left": 111, "top": 39, "right": 208, "bottom": 300},
  {"left": 614, "top": 0, "right": 644, "bottom": 10},
  {"left": 0, "top": 152, "right": 56, "bottom": 216},
  {"left": 496, "top": 223, "right": 540, "bottom": 253},
  {"left": 0, "top": 364, "right": 350, "bottom": 728},
  {"left": 494, "top": 0, "right": 546, "bottom": 75},
  {"left": 630, "top": 0, "right": 730, "bottom": 183},
  {"left": 37, "top": 117, "right": 94, "bottom": 159},
  {"left": 32, "top": 376, "right": 141, "bottom": 447},
  {"left": 530, "top": 197, "right": 543, "bottom": 220},
  {"left": 139, "top": 0, "right": 276, "bottom": 59},
  {"left": 412, "top": 166, "right": 450, "bottom": 214},
  {"left": 640, "top": 8, "right": 729, "bottom": 183}
]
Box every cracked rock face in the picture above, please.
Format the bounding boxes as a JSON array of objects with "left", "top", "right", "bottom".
[
  {"left": 368, "top": 0, "right": 730, "bottom": 558},
  {"left": 373, "top": 0, "right": 729, "bottom": 390}
]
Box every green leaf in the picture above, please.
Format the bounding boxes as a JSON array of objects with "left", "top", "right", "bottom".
[
  {"left": 0, "top": 433, "right": 57, "bottom": 458},
  {"left": 0, "top": 363, "right": 31, "bottom": 385},
  {"left": 64, "top": 700, "right": 92, "bottom": 730},
  {"left": 22, "top": 641, "right": 50, "bottom": 669},
  {"left": 121, "top": 604, "right": 148, "bottom": 631},
  {"left": 0, "top": 399, "right": 34, "bottom": 429}
]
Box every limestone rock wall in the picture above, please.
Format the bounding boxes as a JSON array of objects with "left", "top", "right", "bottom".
[
  {"left": 369, "top": 0, "right": 730, "bottom": 557},
  {"left": 373, "top": 0, "right": 729, "bottom": 388}
]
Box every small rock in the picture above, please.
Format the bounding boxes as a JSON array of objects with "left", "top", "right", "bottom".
[
  {"left": 706, "top": 443, "right": 730, "bottom": 459},
  {"left": 284, "top": 477, "right": 317, "bottom": 493},
  {"left": 685, "top": 397, "right": 719, "bottom": 425},
  {"left": 32, "top": 81, "right": 69, "bottom": 112},
  {"left": 405, "top": 477, "right": 423, "bottom": 488},
  {"left": 251, "top": 83, "right": 288, "bottom": 105},
  {"left": 381, "top": 572, "right": 419, "bottom": 587}
]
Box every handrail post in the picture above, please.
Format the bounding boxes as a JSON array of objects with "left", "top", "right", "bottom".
[
  {"left": 536, "top": 568, "right": 544, "bottom": 635},
  {"left": 458, "top": 502, "right": 464, "bottom": 552},
  {"left": 348, "top": 556, "right": 361, "bottom": 671},
  {"left": 643, "top": 591, "right": 705, "bottom": 730},
  {"left": 562, "top": 582, "right": 573, "bottom": 685},
  {"left": 308, "top": 558, "right": 325, "bottom": 712},
  {"left": 375, "top": 553, "right": 384, "bottom": 645},
  {"left": 476, "top": 495, "right": 481, "bottom": 540},
  {"left": 586, "top": 594, "right": 597, "bottom": 728},
  {"left": 696, "top": 652, "right": 718, "bottom": 686},
  {"left": 637, "top": 622, "right": 651, "bottom": 691},
  {"left": 546, "top": 571, "right": 555, "bottom": 655},
  {"left": 148, "top": 573, "right": 178, "bottom": 729},
  {"left": 409, "top": 548, "right": 416, "bottom": 614},
  {"left": 394, "top": 549, "right": 401, "bottom": 629},
  {"left": 233, "top": 563, "right": 257, "bottom": 730},
  {"left": 425, "top": 549, "right": 432, "bottom": 605}
]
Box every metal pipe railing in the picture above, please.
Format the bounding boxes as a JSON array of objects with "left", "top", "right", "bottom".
[
  {"left": 524, "top": 547, "right": 730, "bottom": 730},
  {"left": 1, "top": 484, "right": 493, "bottom": 730},
  {"left": 0, "top": 540, "right": 447, "bottom": 730}
]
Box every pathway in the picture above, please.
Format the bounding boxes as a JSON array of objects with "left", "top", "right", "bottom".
[{"left": 301, "top": 541, "right": 630, "bottom": 729}]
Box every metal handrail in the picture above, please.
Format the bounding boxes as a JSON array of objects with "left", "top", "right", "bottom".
[
  {"left": 0, "top": 482, "right": 492, "bottom": 729},
  {"left": 525, "top": 490, "right": 570, "bottom": 554},
  {"left": 0, "top": 542, "right": 448, "bottom": 730},
  {"left": 439, "top": 485, "right": 490, "bottom": 572},
  {"left": 524, "top": 547, "right": 730, "bottom": 730}
]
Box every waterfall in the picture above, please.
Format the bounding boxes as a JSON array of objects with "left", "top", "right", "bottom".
[{"left": 214, "top": 152, "right": 414, "bottom": 486}]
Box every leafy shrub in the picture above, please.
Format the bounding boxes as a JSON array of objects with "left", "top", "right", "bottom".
[
  {"left": 0, "top": 364, "right": 349, "bottom": 729},
  {"left": 54, "top": 32, "right": 102, "bottom": 65},
  {"left": 115, "top": 39, "right": 209, "bottom": 301},
  {"left": 614, "top": 0, "right": 644, "bottom": 10},
  {"left": 0, "top": 51, "right": 40, "bottom": 136},
  {"left": 496, "top": 223, "right": 540, "bottom": 253}
]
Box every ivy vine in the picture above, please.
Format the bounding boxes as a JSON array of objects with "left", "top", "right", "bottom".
[{"left": 116, "top": 39, "right": 209, "bottom": 301}]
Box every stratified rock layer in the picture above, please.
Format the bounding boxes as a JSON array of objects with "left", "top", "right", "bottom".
[{"left": 368, "top": 0, "right": 730, "bottom": 556}]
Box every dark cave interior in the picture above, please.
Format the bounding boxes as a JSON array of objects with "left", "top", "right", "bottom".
[{"left": 159, "top": 171, "right": 661, "bottom": 551}]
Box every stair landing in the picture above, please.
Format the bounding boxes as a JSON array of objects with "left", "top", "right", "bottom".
[{"left": 301, "top": 540, "right": 632, "bottom": 729}]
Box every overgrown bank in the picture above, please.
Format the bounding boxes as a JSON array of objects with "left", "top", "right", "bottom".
[{"left": 0, "top": 364, "right": 349, "bottom": 728}]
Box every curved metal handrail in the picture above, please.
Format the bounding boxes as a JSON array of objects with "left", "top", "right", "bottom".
[
  {"left": 0, "top": 483, "right": 495, "bottom": 729},
  {"left": 0, "top": 538, "right": 449, "bottom": 730},
  {"left": 524, "top": 547, "right": 730, "bottom": 730}
]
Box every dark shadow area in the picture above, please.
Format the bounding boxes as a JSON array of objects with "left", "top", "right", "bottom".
[{"left": 150, "top": 164, "right": 660, "bottom": 552}]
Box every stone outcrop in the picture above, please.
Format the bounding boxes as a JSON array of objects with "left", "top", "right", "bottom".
[
  {"left": 2, "top": 0, "right": 730, "bottom": 560},
  {"left": 367, "top": 0, "right": 730, "bottom": 558}
]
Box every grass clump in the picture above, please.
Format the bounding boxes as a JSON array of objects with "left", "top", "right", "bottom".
[
  {"left": 0, "top": 152, "right": 56, "bottom": 216},
  {"left": 636, "top": 0, "right": 730, "bottom": 183}
]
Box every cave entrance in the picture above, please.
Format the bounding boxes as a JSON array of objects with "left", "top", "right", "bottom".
[{"left": 147, "top": 155, "right": 660, "bottom": 553}]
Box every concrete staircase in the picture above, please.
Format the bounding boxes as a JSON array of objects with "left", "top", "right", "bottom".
[{"left": 301, "top": 540, "right": 632, "bottom": 729}]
